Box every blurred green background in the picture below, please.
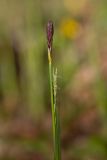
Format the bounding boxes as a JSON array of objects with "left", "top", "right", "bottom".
[{"left": 0, "top": 0, "right": 107, "bottom": 159}]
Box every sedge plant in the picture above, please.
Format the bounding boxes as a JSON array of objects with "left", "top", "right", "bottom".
[{"left": 46, "top": 21, "right": 61, "bottom": 160}]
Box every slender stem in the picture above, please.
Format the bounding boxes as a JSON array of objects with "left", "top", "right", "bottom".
[
  {"left": 48, "top": 48, "right": 61, "bottom": 160},
  {"left": 48, "top": 49, "right": 55, "bottom": 141}
]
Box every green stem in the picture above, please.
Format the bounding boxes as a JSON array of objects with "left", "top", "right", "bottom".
[{"left": 48, "top": 49, "right": 61, "bottom": 160}]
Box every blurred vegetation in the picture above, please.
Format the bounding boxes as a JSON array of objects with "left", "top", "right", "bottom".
[{"left": 0, "top": 0, "right": 107, "bottom": 159}]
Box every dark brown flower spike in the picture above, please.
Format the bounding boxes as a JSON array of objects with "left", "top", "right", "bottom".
[{"left": 46, "top": 20, "right": 54, "bottom": 51}]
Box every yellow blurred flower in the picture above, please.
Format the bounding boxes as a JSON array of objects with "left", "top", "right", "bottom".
[{"left": 59, "top": 18, "right": 81, "bottom": 39}]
